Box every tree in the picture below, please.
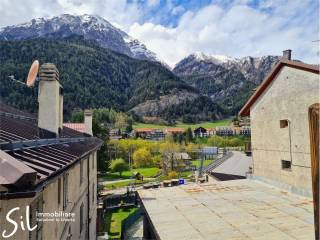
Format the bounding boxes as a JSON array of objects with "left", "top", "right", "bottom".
[
  {"left": 110, "top": 158, "right": 129, "bottom": 176},
  {"left": 185, "top": 128, "right": 193, "bottom": 143},
  {"left": 115, "top": 112, "right": 127, "bottom": 129},
  {"left": 132, "top": 147, "right": 152, "bottom": 168},
  {"left": 160, "top": 137, "right": 180, "bottom": 174}
]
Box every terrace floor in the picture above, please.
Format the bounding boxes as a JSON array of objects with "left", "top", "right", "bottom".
[{"left": 138, "top": 179, "right": 314, "bottom": 240}]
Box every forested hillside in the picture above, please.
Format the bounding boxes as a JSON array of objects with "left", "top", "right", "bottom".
[{"left": 0, "top": 37, "right": 224, "bottom": 121}]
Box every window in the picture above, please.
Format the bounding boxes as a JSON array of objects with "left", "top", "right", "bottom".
[
  {"left": 92, "top": 183, "right": 95, "bottom": 203},
  {"left": 280, "top": 119, "right": 289, "bottom": 128},
  {"left": 80, "top": 203, "right": 84, "bottom": 234},
  {"left": 281, "top": 160, "right": 292, "bottom": 170},
  {"left": 58, "top": 178, "right": 61, "bottom": 205},
  {"left": 29, "top": 194, "right": 43, "bottom": 240},
  {"left": 63, "top": 173, "right": 69, "bottom": 210},
  {"left": 80, "top": 160, "right": 83, "bottom": 185},
  {"left": 92, "top": 153, "right": 95, "bottom": 170}
]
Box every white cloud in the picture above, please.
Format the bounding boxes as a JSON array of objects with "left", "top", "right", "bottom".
[
  {"left": 129, "top": 0, "right": 319, "bottom": 67},
  {"left": 146, "top": 0, "right": 160, "bottom": 7},
  {"left": 0, "top": 0, "right": 318, "bottom": 67}
]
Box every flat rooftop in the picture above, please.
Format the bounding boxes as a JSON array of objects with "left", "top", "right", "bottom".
[{"left": 138, "top": 180, "right": 314, "bottom": 240}]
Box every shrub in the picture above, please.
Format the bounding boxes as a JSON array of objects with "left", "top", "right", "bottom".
[
  {"left": 132, "top": 147, "right": 152, "bottom": 168},
  {"left": 167, "top": 171, "right": 178, "bottom": 179},
  {"left": 110, "top": 158, "right": 129, "bottom": 176}
]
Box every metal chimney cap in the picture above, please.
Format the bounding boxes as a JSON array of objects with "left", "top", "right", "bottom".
[{"left": 84, "top": 109, "right": 93, "bottom": 116}]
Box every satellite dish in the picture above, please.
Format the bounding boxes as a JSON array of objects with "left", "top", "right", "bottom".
[{"left": 26, "top": 60, "right": 39, "bottom": 87}]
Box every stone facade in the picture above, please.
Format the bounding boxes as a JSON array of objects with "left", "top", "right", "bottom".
[
  {"left": 250, "top": 66, "right": 319, "bottom": 196},
  {"left": 0, "top": 151, "right": 98, "bottom": 240}
]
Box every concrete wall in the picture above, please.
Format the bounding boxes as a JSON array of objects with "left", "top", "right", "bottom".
[
  {"left": 0, "top": 151, "right": 98, "bottom": 240},
  {"left": 250, "top": 66, "right": 319, "bottom": 196}
]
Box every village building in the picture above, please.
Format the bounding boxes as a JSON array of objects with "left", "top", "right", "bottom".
[
  {"left": 239, "top": 52, "right": 319, "bottom": 197},
  {"left": 137, "top": 51, "right": 318, "bottom": 240},
  {"left": 0, "top": 63, "right": 102, "bottom": 240},
  {"left": 193, "top": 127, "right": 207, "bottom": 137},
  {"left": 164, "top": 128, "right": 185, "bottom": 135}
]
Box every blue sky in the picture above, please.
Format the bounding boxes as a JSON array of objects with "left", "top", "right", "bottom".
[{"left": 0, "top": 0, "right": 318, "bottom": 67}]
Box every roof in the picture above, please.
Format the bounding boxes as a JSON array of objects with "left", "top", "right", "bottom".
[
  {"left": 138, "top": 180, "right": 314, "bottom": 240},
  {"left": 211, "top": 151, "right": 252, "bottom": 177},
  {"left": 165, "top": 128, "right": 185, "bottom": 133},
  {"left": 135, "top": 128, "right": 154, "bottom": 133},
  {"left": 174, "top": 152, "right": 191, "bottom": 160},
  {"left": 239, "top": 59, "right": 319, "bottom": 116},
  {"left": 63, "top": 123, "right": 86, "bottom": 133},
  {"left": 0, "top": 102, "right": 102, "bottom": 192}
]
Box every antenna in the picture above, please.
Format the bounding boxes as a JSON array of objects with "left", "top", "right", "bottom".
[{"left": 26, "top": 60, "right": 39, "bottom": 87}]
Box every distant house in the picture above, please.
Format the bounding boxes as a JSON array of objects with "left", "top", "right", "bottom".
[
  {"left": 239, "top": 51, "right": 319, "bottom": 197},
  {"left": 215, "top": 126, "right": 234, "bottom": 136},
  {"left": 146, "top": 129, "right": 165, "bottom": 141},
  {"left": 134, "top": 128, "right": 154, "bottom": 138},
  {"left": 194, "top": 127, "right": 207, "bottom": 137},
  {"left": 207, "top": 128, "right": 216, "bottom": 136},
  {"left": 164, "top": 128, "right": 185, "bottom": 135}
]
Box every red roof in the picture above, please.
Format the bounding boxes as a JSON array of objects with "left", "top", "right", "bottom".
[
  {"left": 239, "top": 59, "right": 319, "bottom": 117},
  {"left": 165, "top": 128, "right": 185, "bottom": 133},
  {"left": 134, "top": 128, "right": 154, "bottom": 133},
  {"left": 63, "top": 123, "right": 86, "bottom": 133}
]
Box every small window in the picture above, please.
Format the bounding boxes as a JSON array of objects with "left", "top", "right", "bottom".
[
  {"left": 58, "top": 178, "right": 61, "bottom": 205},
  {"left": 80, "top": 203, "right": 84, "bottom": 234},
  {"left": 63, "top": 173, "right": 69, "bottom": 210},
  {"left": 280, "top": 119, "right": 289, "bottom": 128},
  {"left": 281, "top": 160, "right": 291, "bottom": 170},
  {"left": 92, "top": 183, "right": 95, "bottom": 203},
  {"left": 80, "top": 160, "right": 83, "bottom": 185},
  {"left": 92, "top": 154, "right": 95, "bottom": 170}
]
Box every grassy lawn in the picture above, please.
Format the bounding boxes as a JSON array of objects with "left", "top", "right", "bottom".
[
  {"left": 105, "top": 207, "right": 138, "bottom": 239},
  {"left": 100, "top": 167, "right": 161, "bottom": 181},
  {"left": 133, "top": 119, "right": 232, "bottom": 130},
  {"left": 191, "top": 159, "right": 213, "bottom": 168}
]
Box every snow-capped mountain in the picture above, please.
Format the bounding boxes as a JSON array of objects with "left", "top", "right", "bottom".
[
  {"left": 0, "top": 14, "right": 160, "bottom": 62},
  {"left": 173, "top": 52, "right": 281, "bottom": 111},
  {"left": 173, "top": 52, "right": 280, "bottom": 84}
]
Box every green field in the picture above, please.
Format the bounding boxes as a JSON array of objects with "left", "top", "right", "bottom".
[
  {"left": 100, "top": 167, "right": 161, "bottom": 181},
  {"left": 133, "top": 119, "right": 232, "bottom": 130},
  {"left": 105, "top": 207, "right": 138, "bottom": 239}
]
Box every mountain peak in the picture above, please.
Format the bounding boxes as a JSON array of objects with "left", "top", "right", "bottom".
[
  {"left": 0, "top": 14, "right": 160, "bottom": 63},
  {"left": 189, "top": 52, "right": 236, "bottom": 64}
]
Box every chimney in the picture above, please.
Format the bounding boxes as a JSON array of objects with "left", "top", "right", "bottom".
[
  {"left": 84, "top": 109, "right": 93, "bottom": 136},
  {"left": 38, "top": 63, "right": 63, "bottom": 136},
  {"left": 282, "top": 49, "right": 292, "bottom": 60}
]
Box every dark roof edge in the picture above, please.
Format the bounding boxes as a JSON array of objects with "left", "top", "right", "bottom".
[{"left": 239, "top": 60, "right": 320, "bottom": 117}]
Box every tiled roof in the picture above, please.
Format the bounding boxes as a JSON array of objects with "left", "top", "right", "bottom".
[
  {"left": 63, "top": 123, "right": 86, "bottom": 133},
  {"left": 134, "top": 128, "right": 154, "bottom": 133},
  {"left": 0, "top": 102, "right": 102, "bottom": 191},
  {"left": 165, "top": 128, "right": 185, "bottom": 133}
]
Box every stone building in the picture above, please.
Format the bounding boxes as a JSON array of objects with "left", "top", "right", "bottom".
[
  {"left": 239, "top": 51, "right": 319, "bottom": 197},
  {"left": 0, "top": 63, "right": 102, "bottom": 239}
]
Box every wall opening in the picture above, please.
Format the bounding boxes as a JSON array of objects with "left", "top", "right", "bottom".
[
  {"left": 281, "top": 160, "right": 292, "bottom": 170},
  {"left": 280, "top": 119, "right": 289, "bottom": 128}
]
